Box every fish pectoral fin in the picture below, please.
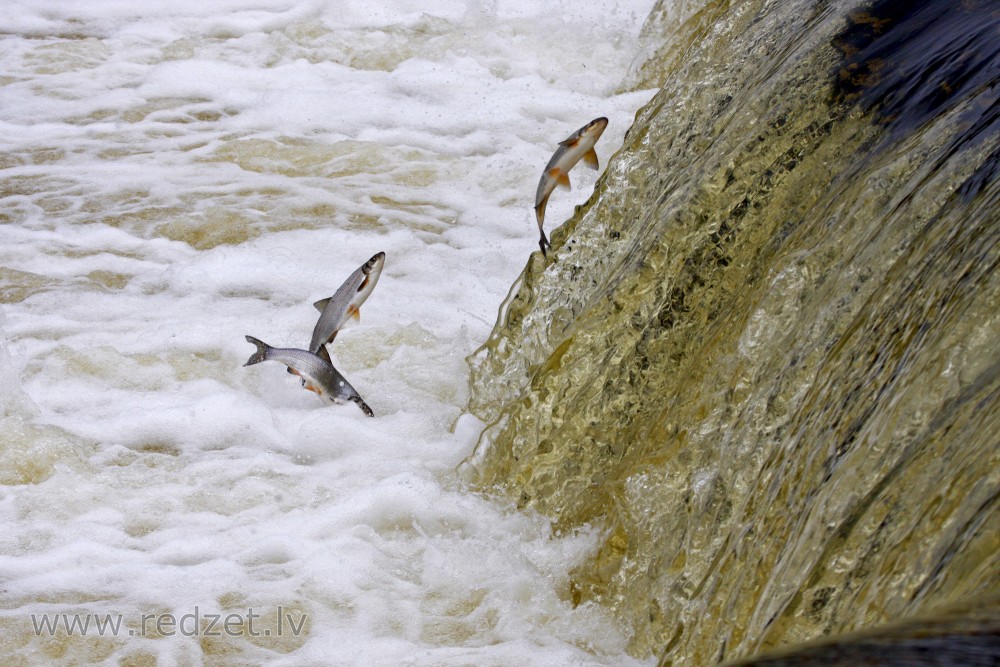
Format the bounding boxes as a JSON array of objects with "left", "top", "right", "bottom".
[
  {"left": 583, "top": 148, "right": 599, "bottom": 170},
  {"left": 313, "top": 297, "right": 331, "bottom": 312}
]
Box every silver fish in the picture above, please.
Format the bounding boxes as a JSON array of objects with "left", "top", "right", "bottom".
[
  {"left": 534, "top": 117, "right": 608, "bottom": 255},
  {"left": 309, "top": 252, "right": 385, "bottom": 364},
  {"left": 244, "top": 335, "right": 373, "bottom": 417}
]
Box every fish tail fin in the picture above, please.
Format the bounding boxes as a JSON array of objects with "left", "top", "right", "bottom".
[
  {"left": 244, "top": 335, "right": 271, "bottom": 366},
  {"left": 350, "top": 395, "right": 374, "bottom": 417},
  {"left": 539, "top": 230, "right": 550, "bottom": 256}
]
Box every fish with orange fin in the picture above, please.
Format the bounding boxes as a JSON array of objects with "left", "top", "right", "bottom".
[
  {"left": 244, "top": 336, "right": 373, "bottom": 416},
  {"left": 309, "top": 252, "right": 385, "bottom": 364},
  {"left": 533, "top": 117, "right": 608, "bottom": 255}
]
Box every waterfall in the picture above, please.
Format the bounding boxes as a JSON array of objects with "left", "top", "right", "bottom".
[{"left": 463, "top": 0, "right": 1000, "bottom": 662}]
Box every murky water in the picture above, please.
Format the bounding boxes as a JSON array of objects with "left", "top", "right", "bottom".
[{"left": 0, "top": 1, "right": 658, "bottom": 664}]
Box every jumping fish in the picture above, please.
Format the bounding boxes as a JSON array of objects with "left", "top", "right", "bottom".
[
  {"left": 309, "top": 252, "right": 385, "bottom": 364},
  {"left": 244, "top": 335, "right": 374, "bottom": 417},
  {"left": 534, "top": 117, "right": 608, "bottom": 255}
]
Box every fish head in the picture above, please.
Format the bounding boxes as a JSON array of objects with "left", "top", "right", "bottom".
[
  {"left": 560, "top": 116, "right": 609, "bottom": 149},
  {"left": 362, "top": 252, "right": 386, "bottom": 276},
  {"left": 357, "top": 251, "right": 385, "bottom": 296},
  {"left": 582, "top": 117, "right": 608, "bottom": 141}
]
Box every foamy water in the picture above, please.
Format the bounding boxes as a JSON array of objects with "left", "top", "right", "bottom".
[{"left": 0, "top": 1, "right": 656, "bottom": 663}]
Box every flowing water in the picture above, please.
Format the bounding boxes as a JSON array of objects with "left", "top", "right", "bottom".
[
  {"left": 464, "top": 0, "right": 1000, "bottom": 664},
  {"left": 5, "top": 0, "right": 1000, "bottom": 665},
  {"left": 0, "top": 1, "right": 659, "bottom": 664}
]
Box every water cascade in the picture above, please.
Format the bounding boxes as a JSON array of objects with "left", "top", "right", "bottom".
[{"left": 463, "top": 0, "right": 1000, "bottom": 662}]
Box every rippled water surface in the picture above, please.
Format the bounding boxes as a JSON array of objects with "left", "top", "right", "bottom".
[{"left": 0, "top": 1, "right": 658, "bottom": 664}]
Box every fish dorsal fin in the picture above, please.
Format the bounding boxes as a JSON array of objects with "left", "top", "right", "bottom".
[
  {"left": 583, "top": 148, "right": 599, "bottom": 170},
  {"left": 313, "top": 297, "right": 331, "bottom": 312},
  {"left": 317, "top": 345, "right": 332, "bottom": 364}
]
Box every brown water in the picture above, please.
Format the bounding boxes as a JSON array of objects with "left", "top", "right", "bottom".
[{"left": 462, "top": 0, "right": 1000, "bottom": 662}]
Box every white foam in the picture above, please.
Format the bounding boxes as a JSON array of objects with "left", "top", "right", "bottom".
[{"left": 0, "top": 0, "right": 657, "bottom": 664}]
